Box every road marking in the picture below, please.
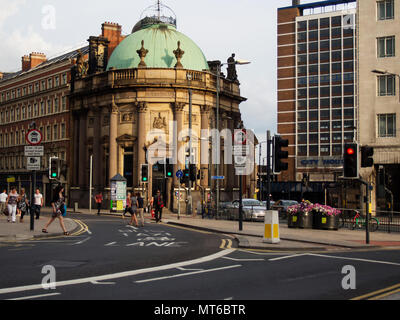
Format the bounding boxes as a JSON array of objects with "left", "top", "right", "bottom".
[
  {"left": 352, "top": 283, "right": 400, "bottom": 300},
  {"left": 269, "top": 253, "right": 309, "bottom": 261},
  {"left": 72, "top": 237, "right": 91, "bottom": 245},
  {"left": 134, "top": 265, "right": 242, "bottom": 284},
  {"left": 8, "top": 292, "right": 61, "bottom": 300},
  {"left": 0, "top": 249, "right": 235, "bottom": 296},
  {"left": 105, "top": 242, "right": 117, "bottom": 247},
  {"left": 177, "top": 267, "right": 204, "bottom": 271},
  {"left": 163, "top": 223, "right": 212, "bottom": 234},
  {"left": 308, "top": 253, "right": 400, "bottom": 267},
  {"left": 222, "top": 257, "right": 264, "bottom": 262},
  {"left": 220, "top": 239, "right": 233, "bottom": 249},
  {"left": 91, "top": 281, "right": 116, "bottom": 285}
]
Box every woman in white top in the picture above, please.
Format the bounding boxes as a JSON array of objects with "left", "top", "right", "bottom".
[{"left": 6, "top": 187, "right": 19, "bottom": 223}]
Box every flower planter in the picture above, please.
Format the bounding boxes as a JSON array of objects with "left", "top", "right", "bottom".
[
  {"left": 313, "top": 212, "right": 339, "bottom": 230},
  {"left": 298, "top": 211, "right": 313, "bottom": 229},
  {"left": 288, "top": 214, "right": 299, "bottom": 228}
]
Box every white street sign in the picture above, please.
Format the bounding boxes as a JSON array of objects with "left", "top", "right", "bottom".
[
  {"left": 25, "top": 146, "right": 44, "bottom": 157},
  {"left": 27, "top": 157, "right": 41, "bottom": 171}
]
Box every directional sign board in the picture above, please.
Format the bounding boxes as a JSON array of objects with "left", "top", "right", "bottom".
[
  {"left": 27, "top": 157, "right": 41, "bottom": 171},
  {"left": 24, "top": 146, "right": 44, "bottom": 157},
  {"left": 211, "top": 176, "right": 225, "bottom": 180},
  {"left": 176, "top": 170, "right": 183, "bottom": 179}
]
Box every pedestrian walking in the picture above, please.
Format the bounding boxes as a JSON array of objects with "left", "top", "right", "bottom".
[
  {"left": 129, "top": 193, "right": 139, "bottom": 227},
  {"left": 6, "top": 187, "right": 19, "bottom": 223},
  {"left": 0, "top": 189, "right": 7, "bottom": 217},
  {"left": 17, "top": 188, "right": 29, "bottom": 223},
  {"left": 123, "top": 192, "right": 138, "bottom": 227},
  {"left": 153, "top": 190, "right": 164, "bottom": 223},
  {"left": 95, "top": 192, "right": 103, "bottom": 216},
  {"left": 42, "top": 185, "right": 70, "bottom": 236},
  {"left": 33, "top": 188, "right": 43, "bottom": 220},
  {"left": 136, "top": 193, "right": 145, "bottom": 227}
]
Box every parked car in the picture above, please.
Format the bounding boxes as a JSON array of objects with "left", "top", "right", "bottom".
[
  {"left": 271, "top": 200, "right": 299, "bottom": 219},
  {"left": 225, "top": 199, "right": 268, "bottom": 222}
]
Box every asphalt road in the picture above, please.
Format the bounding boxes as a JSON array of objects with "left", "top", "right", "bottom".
[{"left": 0, "top": 213, "right": 400, "bottom": 301}]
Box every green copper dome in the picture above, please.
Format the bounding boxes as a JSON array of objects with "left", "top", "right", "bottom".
[{"left": 107, "top": 23, "right": 209, "bottom": 71}]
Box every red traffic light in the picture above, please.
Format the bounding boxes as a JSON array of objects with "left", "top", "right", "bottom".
[{"left": 346, "top": 148, "right": 355, "bottom": 155}]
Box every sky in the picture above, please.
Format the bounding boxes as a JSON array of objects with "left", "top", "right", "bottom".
[{"left": 0, "top": 0, "right": 300, "bottom": 142}]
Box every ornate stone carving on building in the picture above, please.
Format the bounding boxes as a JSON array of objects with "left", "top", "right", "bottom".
[
  {"left": 75, "top": 50, "right": 89, "bottom": 78},
  {"left": 171, "top": 102, "right": 185, "bottom": 113},
  {"left": 136, "top": 101, "right": 148, "bottom": 113},
  {"left": 173, "top": 41, "right": 185, "bottom": 69},
  {"left": 152, "top": 112, "right": 168, "bottom": 130},
  {"left": 121, "top": 113, "right": 135, "bottom": 123},
  {"left": 185, "top": 112, "right": 198, "bottom": 125},
  {"left": 227, "top": 53, "right": 239, "bottom": 84},
  {"left": 137, "top": 40, "right": 149, "bottom": 68}
]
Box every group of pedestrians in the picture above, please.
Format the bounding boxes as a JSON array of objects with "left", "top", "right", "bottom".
[
  {"left": 123, "top": 192, "right": 145, "bottom": 227},
  {"left": 0, "top": 187, "right": 43, "bottom": 223}
]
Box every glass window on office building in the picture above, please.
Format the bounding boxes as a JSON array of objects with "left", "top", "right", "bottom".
[
  {"left": 377, "top": 36, "right": 395, "bottom": 57},
  {"left": 378, "top": 75, "right": 396, "bottom": 96},
  {"left": 378, "top": 113, "right": 396, "bottom": 137},
  {"left": 378, "top": 0, "right": 394, "bottom": 20}
]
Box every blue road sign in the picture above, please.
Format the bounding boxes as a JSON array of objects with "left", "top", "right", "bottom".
[
  {"left": 176, "top": 170, "right": 184, "bottom": 179},
  {"left": 211, "top": 176, "right": 225, "bottom": 180}
]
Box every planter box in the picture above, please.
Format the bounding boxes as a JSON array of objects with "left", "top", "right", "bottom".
[
  {"left": 313, "top": 211, "right": 339, "bottom": 231},
  {"left": 298, "top": 211, "right": 313, "bottom": 229},
  {"left": 288, "top": 214, "right": 299, "bottom": 228}
]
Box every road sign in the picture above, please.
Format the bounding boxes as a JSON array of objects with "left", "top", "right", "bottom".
[
  {"left": 25, "top": 129, "right": 43, "bottom": 146},
  {"left": 211, "top": 176, "right": 225, "bottom": 180},
  {"left": 233, "top": 129, "right": 247, "bottom": 145},
  {"left": 24, "top": 146, "right": 44, "bottom": 157},
  {"left": 176, "top": 170, "right": 183, "bottom": 179},
  {"left": 27, "top": 157, "right": 41, "bottom": 171}
]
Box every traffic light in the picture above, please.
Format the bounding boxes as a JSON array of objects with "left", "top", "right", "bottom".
[
  {"left": 141, "top": 164, "right": 149, "bottom": 183},
  {"left": 165, "top": 158, "right": 174, "bottom": 178},
  {"left": 273, "top": 136, "right": 289, "bottom": 173},
  {"left": 361, "top": 146, "right": 374, "bottom": 168},
  {"left": 189, "top": 164, "right": 197, "bottom": 182},
  {"left": 49, "top": 157, "right": 60, "bottom": 180},
  {"left": 180, "top": 169, "right": 190, "bottom": 185},
  {"left": 343, "top": 143, "right": 359, "bottom": 178}
]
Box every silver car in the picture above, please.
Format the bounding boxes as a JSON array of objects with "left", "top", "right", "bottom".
[{"left": 225, "top": 199, "right": 268, "bottom": 222}]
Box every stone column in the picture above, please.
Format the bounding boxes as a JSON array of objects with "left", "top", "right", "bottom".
[
  {"left": 200, "top": 105, "right": 212, "bottom": 188},
  {"left": 78, "top": 110, "right": 88, "bottom": 187},
  {"left": 72, "top": 112, "right": 80, "bottom": 186},
  {"left": 172, "top": 102, "right": 185, "bottom": 187},
  {"left": 137, "top": 102, "right": 147, "bottom": 185},
  {"left": 109, "top": 101, "right": 118, "bottom": 181},
  {"left": 93, "top": 109, "right": 102, "bottom": 190}
]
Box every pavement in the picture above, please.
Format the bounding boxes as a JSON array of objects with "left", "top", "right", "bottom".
[{"left": 1, "top": 207, "right": 400, "bottom": 251}]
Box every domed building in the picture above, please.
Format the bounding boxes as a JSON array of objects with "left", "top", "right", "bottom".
[{"left": 69, "top": 2, "right": 255, "bottom": 212}]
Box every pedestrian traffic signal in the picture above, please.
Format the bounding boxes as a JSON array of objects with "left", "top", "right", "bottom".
[
  {"left": 165, "top": 158, "right": 174, "bottom": 178},
  {"left": 361, "top": 146, "right": 374, "bottom": 168},
  {"left": 273, "top": 136, "right": 289, "bottom": 173},
  {"left": 343, "top": 143, "right": 359, "bottom": 178},
  {"left": 49, "top": 157, "right": 60, "bottom": 180},
  {"left": 141, "top": 164, "right": 149, "bottom": 183},
  {"left": 189, "top": 164, "right": 197, "bottom": 182}
]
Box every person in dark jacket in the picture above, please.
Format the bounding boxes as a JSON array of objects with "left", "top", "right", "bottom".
[{"left": 153, "top": 190, "right": 164, "bottom": 223}]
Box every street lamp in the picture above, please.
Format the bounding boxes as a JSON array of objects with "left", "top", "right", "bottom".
[
  {"left": 258, "top": 141, "right": 268, "bottom": 201},
  {"left": 214, "top": 58, "right": 250, "bottom": 219},
  {"left": 372, "top": 69, "right": 400, "bottom": 102}
]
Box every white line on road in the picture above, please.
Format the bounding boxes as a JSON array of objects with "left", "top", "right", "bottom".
[
  {"left": 134, "top": 265, "right": 242, "bottom": 284},
  {"left": 269, "top": 253, "right": 309, "bottom": 262},
  {"left": 91, "top": 281, "right": 116, "bottom": 285},
  {"left": 307, "top": 253, "right": 400, "bottom": 267},
  {"left": 105, "top": 242, "right": 117, "bottom": 247},
  {"left": 0, "top": 249, "right": 235, "bottom": 296},
  {"left": 72, "top": 237, "right": 91, "bottom": 245},
  {"left": 8, "top": 292, "right": 61, "bottom": 300},
  {"left": 222, "top": 257, "right": 265, "bottom": 262}
]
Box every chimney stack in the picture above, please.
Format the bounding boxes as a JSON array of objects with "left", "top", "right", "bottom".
[
  {"left": 21, "top": 52, "right": 47, "bottom": 72},
  {"left": 101, "top": 22, "right": 125, "bottom": 59}
]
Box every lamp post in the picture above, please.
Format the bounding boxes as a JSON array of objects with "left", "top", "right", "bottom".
[
  {"left": 215, "top": 59, "right": 250, "bottom": 219},
  {"left": 258, "top": 141, "right": 268, "bottom": 201},
  {"left": 187, "top": 73, "right": 193, "bottom": 215}
]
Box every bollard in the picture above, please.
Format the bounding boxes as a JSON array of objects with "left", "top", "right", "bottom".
[{"left": 263, "top": 210, "right": 280, "bottom": 244}]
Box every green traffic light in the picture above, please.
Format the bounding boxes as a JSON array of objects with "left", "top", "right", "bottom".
[{"left": 52, "top": 173, "right": 57, "bottom": 178}]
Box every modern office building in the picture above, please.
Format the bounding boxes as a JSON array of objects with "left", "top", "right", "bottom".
[{"left": 277, "top": 0, "right": 358, "bottom": 204}]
